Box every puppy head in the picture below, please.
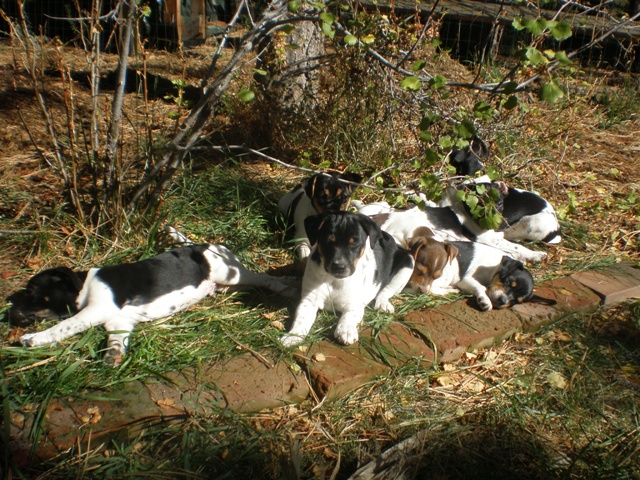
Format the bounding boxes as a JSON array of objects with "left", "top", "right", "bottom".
[
  {"left": 302, "top": 172, "right": 363, "bottom": 214},
  {"left": 486, "top": 256, "right": 534, "bottom": 309},
  {"left": 305, "top": 212, "right": 380, "bottom": 278},
  {"left": 5, "top": 266, "right": 84, "bottom": 326},
  {"left": 407, "top": 227, "right": 458, "bottom": 293},
  {"left": 449, "top": 136, "right": 489, "bottom": 176}
]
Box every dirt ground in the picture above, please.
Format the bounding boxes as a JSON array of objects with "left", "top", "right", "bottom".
[{"left": 1, "top": 34, "right": 639, "bottom": 302}]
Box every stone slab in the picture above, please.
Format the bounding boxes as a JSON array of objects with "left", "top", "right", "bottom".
[
  {"left": 296, "top": 341, "right": 390, "bottom": 401},
  {"left": 10, "top": 354, "right": 309, "bottom": 468},
  {"left": 198, "top": 353, "right": 309, "bottom": 412},
  {"left": 571, "top": 263, "right": 640, "bottom": 306},
  {"left": 513, "top": 276, "right": 602, "bottom": 332},
  {"left": 403, "top": 301, "right": 522, "bottom": 363},
  {"left": 360, "top": 322, "right": 436, "bottom": 367}
]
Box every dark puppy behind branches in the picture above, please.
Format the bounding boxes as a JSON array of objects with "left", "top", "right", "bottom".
[
  {"left": 281, "top": 211, "right": 414, "bottom": 346},
  {"left": 449, "top": 135, "right": 489, "bottom": 177},
  {"left": 10, "top": 241, "right": 293, "bottom": 364},
  {"left": 277, "top": 171, "right": 362, "bottom": 260}
]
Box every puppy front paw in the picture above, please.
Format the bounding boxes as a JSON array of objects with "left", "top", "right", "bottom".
[
  {"left": 20, "top": 333, "right": 46, "bottom": 347},
  {"left": 374, "top": 298, "right": 395, "bottom": 313},
  {"left": 295, "top": 243, "right": 311, "bottom": 260},
  {"left": 334, "top": 324, "right": 359, "bottom": 345},
  {"left": 528, "top": 251, "right": 547, "bottom": 263},
  {"left": 477, "top": 295, "right": 493, "bottom": 311},
  {"left": 280, "top": 333, "right": 306, "bottom": 347}
]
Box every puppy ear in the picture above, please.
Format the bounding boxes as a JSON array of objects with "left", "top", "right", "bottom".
[
  {"left": 46, "top": 266, "right": 85, "bottom": 292},
  {"left": 341, "top": 172, "right": 363, "bottom": 185},
  {"left": 407, "top": 236, "right": 426, "bottom": 257},
  {"left": 500, "top": 256, "right": 525, "bottom": 275},
  {"left": 358, "top": 214, "right": 382, "bottom": 248},
  {"left": 304, "top": 214, "right": 325, "bottom": 247},
  {"left": 445, "top": 243, "right": 459, "bottom": 264},
  {"left": 302, "top": 175, "right": 318, "bottom": 199}
]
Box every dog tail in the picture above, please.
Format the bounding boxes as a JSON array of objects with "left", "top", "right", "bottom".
[
  {"left": 542, "top": 230, "right": 562, "bottom": 244},
  {"left": 164, "top": 226, "right": 194, "bottom": 246}
]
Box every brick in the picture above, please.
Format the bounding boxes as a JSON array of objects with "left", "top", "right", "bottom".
[
  {"left": 296, "top": 341, "right": 390, "bottom": 401},
  {"left": 196, "top": 353, "right": 309, "bottom": 412},
  {"left": 403, "top": 301, "right": 522, "bottom": 363},
  {"left": 571, "top": 263, "right": 640, "bottom": 306},
  {"left": 360, "top": 322, "right": 436, "bottom": 367},
  {"left": 513, "top": 276, "right": 602, "bottom": 331}
]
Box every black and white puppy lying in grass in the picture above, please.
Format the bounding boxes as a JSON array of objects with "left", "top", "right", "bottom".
[
  {"left": 280, "top": 212, "right": 414, "bottom": 347},
  {"left": 11, "top": 230, "right": 293, "bottom": 364},
  {"left": 277, "top": 171, "right": 362, "bottom": 260}
]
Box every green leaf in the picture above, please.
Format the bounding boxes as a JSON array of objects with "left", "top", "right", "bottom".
[
  {"left": 400, "top": 76, "right": 422, "bottom": 91},
  {"left": 550, "top": 21, "right": 572, "bottom": 41},
  {"left": 418, "top": 116, "right": 432, "bottom": 131},
  {"left": 529, "top": 18, "right": 548, "bottom": 36},
  {"left": 473, "top": 101, "right": 495, "bottom": 120},
  {"left": 438, "top": 135, "right": 452, "bottom": 149},
  {"left": 512, "top": 17, "right": 526, "bottom": 31},
  {"left": 503, "top": 81, "right": 518, "bottom": 94},
  {"left": 419, "top": 131, "right": 432, "bottom": 142},
  {"left": 539, "top": 81, "right": 564, "bottom": 104},
  {"left": 486, "top": 166, "right": 500, "bottom": 181},
  {"left": 319, "top": 12, "right": 335, "bottom": 23},
  {"left": 413, "top": 60, "right": 426, "bottom": 71},
  {"left": 253, "top": 68, "right": 267, "bottom": 76},
  {"left": 424, "top": 148, "right": 439, "bottom": 165},
  {"left": 465, "top": 194, "right": 479, "bottom": 210},
  {"left": 453, "top": 119, "right": 476, "bottom": 139},
  {"left": 361, "top": 34, "right": 376, "bottom": 44},
  {"left": 287, "top": 1, "right": 301, "bottom": 13},
  {"left": 503, "top": 95, "right": 518, "bottom": 110},
  {"left": 344, "top": 34, "right": 358, "bottom": 46},
  {"left": 321, "top": 21, "right": 335, "bottom": 38},
  {"left": 280, "top": 24, "right": 296, "bottom": 34},
  {"left": 238, "top": 88, "right": 255, "bottom": 103},
  {"left": 310, "top": 1, "right": 326, "bottom": 10},
  {"left": 555, "top": 50, "right": 573, "bottom": 66},
  {"left": 475, "top": 184, "right": 486, "bottom": 195},
  {"left": 429, "top": 75, "right": 447, "bottom": 90},
  {"left": 524, "top": 47, "right": 548, "bottom": 66}
]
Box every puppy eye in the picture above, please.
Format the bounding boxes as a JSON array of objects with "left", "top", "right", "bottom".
[{"left": 512, "top": 281, "right": 518, "bottom": 288}]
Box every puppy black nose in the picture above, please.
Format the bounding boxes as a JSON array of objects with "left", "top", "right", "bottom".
[
  {"left": 328, "top": 261, "right": 350, "bottom": 277},
  {"left": 494, "top": 294, "right": 510, "bottom": 307}
]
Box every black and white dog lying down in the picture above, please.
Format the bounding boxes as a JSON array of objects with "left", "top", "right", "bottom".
[
  {"left": 440, "top": 178, "right": 562, "bottom": 244},
  {"left": 355, "top": 202, "right": 547, "bottom": 264},
  {"left": 406, "top": 227, "right": 535, "bottom": 310},
  {"left": 10, "top": 242, "right": 293, "bottom": 364},
  {"left": 280, "top": 212, "right": 414, "bottom": 347},
  {"left": 277, "top": 171, "right": 362, "bottom": 260}
]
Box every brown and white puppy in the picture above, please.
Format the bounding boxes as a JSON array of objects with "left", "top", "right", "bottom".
[
  {"left": 278, "top": 171, "right": 362, "bottom": 260},
  {"left": 406, "top": 229, "right": 535, "bottom": 311},
  {"left": 406, "top": 226, "right": 459, "bottom": 294},
  {"left": 280, "top": 212, "right": 414, "bottom": 346}
]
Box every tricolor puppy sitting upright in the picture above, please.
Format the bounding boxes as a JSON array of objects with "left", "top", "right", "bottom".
[
  {"left": 281, "top": 212, "right": 414, "bottom": 346},
  {"left": 406, "top": 228, "right": 535, "bottom": 311},
  {"left": 278, "top": 171, "right": 362, "bottom": 259},
  {"left": 11, "top": 244, "right": 292, "bottom": 364}
]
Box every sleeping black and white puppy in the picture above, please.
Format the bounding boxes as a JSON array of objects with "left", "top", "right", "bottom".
[
  {"left": 406, "top": 228, "right": 535, "bottom": 310},
  {"left": 280, "top": 212, "right": 414, "bottom": 346},
  {"left": 441, "top": 178, "right": 561, "bottom": 244},
  {"left": 10, "top": 244, "right": 293, "bottom": 364},
  {"left": 277, "top": 171, "right": 362, "bottom": 260},
  {"left": 356, "top": 202, "right": 547, "bottom": 264}
]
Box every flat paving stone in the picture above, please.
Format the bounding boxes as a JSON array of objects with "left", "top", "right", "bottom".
[
  {"left": 513, "top": 276, "right": 602, "bottom": 331},
  {"left": 296, "top": 341, "right": 390, "bottom": 401},
  {"left": 571, "top": 263, "right": 640, "bottom": 305},
  {"left": 403, "top": 301, "right": 522, "bottom": 363}
]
